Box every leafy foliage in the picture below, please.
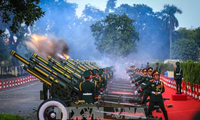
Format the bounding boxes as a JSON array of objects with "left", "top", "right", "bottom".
[
  {"left": 82, "top": 4, "right": 105, "bottom": 21},
  {"left": 105, "top": 0, "right": 117, "bottom": 13},
  {"left": 161, "top": 4, "right": 182, "bottom": 58},
  {"left": 91, "top": 13, "right": 139, "bottom": 59},
  {"left": 0, "top": 39, "right": 9, "bottom": 62},
  {"left": 114, "top": 4, "right": 170, "bottom": 60},
  {"left": 194, "top": 27, "right": 200, "bottom": 48},
  {"left": 162, "top": 4, "right": 182, "bottom": 31},
  {"left": 172, "top": 38, "right": 199, "bottom": 61},
  {"left": 0, "top": 0, "right": 44, "bottom": 34},
  {"left": 180, "top": 60, "right": 200, "bottom": 87}
]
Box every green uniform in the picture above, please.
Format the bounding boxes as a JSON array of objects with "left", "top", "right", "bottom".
[
  {"left": 105, "top": 72, "right": 110, "bottom": 82},
  {"left": 126, "top": 69, "right": 133, "bottom": 73},
  {"left": 135, "top": 76, "right": 152, "bottom": 103},
  {"left": 146, "top": 62, "right": 149, "bottom": 69},
  {"left": 155, "top": 66, "right": 161, "bottom": 73},
  {"left": 155, "top": 63, "right": 161, "bottom": 73},
  {"left": 79, "top": 81, "right": 95, "bottom": 104},
  {"left": 103, "top": 73, "right": 107, "bottom": 87},
  {"left": 92, "top": 77, "right": 100, "bottom": 95},
  {"left": 132, "top": 75, "right": 142, "bottom": 83},
  {"left": 110, "top": 70, "right": 113, "bottom": 78},
  {"left": 174, "top": 67, "right": 183, "bottom": 94},
  {"left": 139, "top": 80, "right": 168, "bottom": 120},
  {"left": 98, "top": 76, "right": 106, "bottom": 89}
]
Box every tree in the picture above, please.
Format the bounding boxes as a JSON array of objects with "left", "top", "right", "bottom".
[
  {"left": 105, "top": 0, "right": 117, "bottom": 14},
  {"left": 0, "top": 0, "right": 44, "bottom": 34},
  {"left": 81, "top": 4, "right": 105, "bottom": 21},
  {"left": 0, "top": 39, "right": 9, "bottom": 63},
  {"left": 0, "top": 0, "right": 44, "bottom": 66},
  {"left": 172, "top": 27, "right": 200, "bottom": 60},
  {"left": 114, "top": 4, "right": 170, "bottom": 60},
  {"left": 171, "top": 38, "right": 199, "bottom": 61},
  {"left": 194, "top": 27, "right": 200, "bottom": 48},
  {"left": 161, "top": 5, "right": 182, "bottom": 59},
  {"left": 90, "top": 13, "right": 139, "bottom": 61}
]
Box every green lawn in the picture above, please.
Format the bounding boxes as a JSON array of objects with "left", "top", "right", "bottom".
[{"left": 0, "top": 113, "right": 25, "bottom": 120}]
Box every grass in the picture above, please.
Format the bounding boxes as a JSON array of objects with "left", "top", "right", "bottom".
[{"left": 0, "top": 113, "right": 25, "bottom": 120}]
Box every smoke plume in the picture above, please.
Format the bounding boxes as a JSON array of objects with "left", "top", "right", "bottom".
[{"left": 25, "top": 34, "right": 69, "bottom": 60}]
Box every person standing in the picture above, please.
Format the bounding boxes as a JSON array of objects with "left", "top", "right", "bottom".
[
  {"left": 146, "top": 62, "right": 150, "bottom": 69},
  {"left": 135, "top": 70, "right": 168, "bottom": 120},
  {"left": 155, "top": 62, "right": 161, "bottom": 73},
  {"left": 174, "top": 62, "right": 183, "bottom": 94},
  {"left": 79, "top": 70, "right": 96, "bottom": 104}
]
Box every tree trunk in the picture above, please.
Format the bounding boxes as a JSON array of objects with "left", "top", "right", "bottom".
[
  {"left": 11, "top": 46, "right": 19, "bottom": 66},
  {"left": 170, "top": 28, "right": 172, "bottom": 59},
  {"left": 9, "top": 32, "right": 19, "bottom": 66},
  {"left": 169, "top": 18, "right": 172, "bottom": 59}
]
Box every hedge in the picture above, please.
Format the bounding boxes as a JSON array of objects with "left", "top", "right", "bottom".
[{"left": 180, "top": 60, "right": 200, "bottom": 85}]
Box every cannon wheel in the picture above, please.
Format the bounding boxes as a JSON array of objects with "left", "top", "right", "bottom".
[{"left": 37, "top": 98, "right": 68, "bottom": 120}]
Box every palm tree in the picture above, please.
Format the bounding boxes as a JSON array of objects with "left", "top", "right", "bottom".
[{"left": 162, "top": 5, "right": 182, "bottom": 59}]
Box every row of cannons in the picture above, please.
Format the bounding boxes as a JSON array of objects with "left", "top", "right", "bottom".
[{"left": 10, "top": 50, "right": 163, "bottom": 120}]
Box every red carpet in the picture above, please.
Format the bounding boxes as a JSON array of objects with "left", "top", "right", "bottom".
[{"left": 153, "top": 85, "right": 200, "bottom": 120}]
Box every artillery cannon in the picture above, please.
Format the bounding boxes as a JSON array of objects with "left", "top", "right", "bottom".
[
  {"left": 10, "top": 50, "right": 161, "bottom": 120},
  {"left": 10, "top": 50, "right": 85, "bottom": 119}
]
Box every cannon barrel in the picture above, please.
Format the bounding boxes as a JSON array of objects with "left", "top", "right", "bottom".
[
  {"left": 86, "top": 61, "right": 100, "bottom": 69},
  {"left": 72, "top": 59, "right": 90, "bottom": 70},
  {"left": 10, "top": 50, "right": 79, "bottom": 101},
  {"left": 46, "top": 55, "right": 83, "bottom": 82},
  {"left": 60, "top": 60, "right": 85, "bottom": 73},
  {"left": 31, "top": 53, "right": 76, "bottom": 82},
  {"left": 75, "top": 59, "right": 94, "bottom": 70},
  {"left": 84, "top": 61, "right": 99, "bottom": 69}
]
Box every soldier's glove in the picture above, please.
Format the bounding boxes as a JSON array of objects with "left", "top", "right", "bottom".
[
  {"left": 134, "top": 91, "right": 138, "bottom": 95},
  {"left": 131, "top": 84, "right": 135, "bottom": 87}
]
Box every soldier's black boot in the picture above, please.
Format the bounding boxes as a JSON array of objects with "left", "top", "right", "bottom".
[
  {"left": 163, "top": 111, "right": 168, "bottom": 120},
  {"left": 176, "top": 85, "right": 179, "bottom": 94},
  {"left": 179, "top": 84, "right": 182, "bottom": 94}
]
